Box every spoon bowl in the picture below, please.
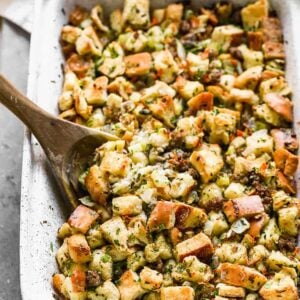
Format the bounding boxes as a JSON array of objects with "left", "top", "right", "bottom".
[{"left": 0, "top": 74, "right": 118, "bottom": 209}]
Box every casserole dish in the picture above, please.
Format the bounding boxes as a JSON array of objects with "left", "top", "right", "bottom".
[{"left": 20, "top": 0, "right": 300, "bottom": 299}]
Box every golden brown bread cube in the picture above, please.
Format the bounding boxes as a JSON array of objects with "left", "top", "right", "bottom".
[
  {"left": 147, "top": 201, "right": 176, "bottom": 232},
  {"left": 124, "top": 52, "right": 152, "bottom": 77},
  {"left": 273, "top": 148, "right": 299, "bottom": 176},
  {"left": 174, "top": 203, "right": 207, "bottom": 230},
  {"left": 263, "top": 41, "right": 285, "bottom": 59},
  {"left": 216, "top": 263, "right": 267, "bottom": 291},
  {"left": 175, "top": 232, "right": 214, "bottom": 262},
  {"left": 85, "top": 165, "right": 109, "bottom": 205},
  {"left": 277, "top": 171, "right": 297, "bottom": 194},
  {"left": 223, "top": 195, "right": 264, "bottom": 223},
  {"left": 247, "top": 31, "right": 264, "bottom": 50},
  {"left": 264, "top": 93, "right": 293, "bottom": 122},
  {"left": 190, "top": 144, "right": 224, "bottom": 183},
  {"left": 271, "top": 128, "right": 298, "bottom": 152},
  {"left": 187, "top": 91, "right": 214, "bottom": 113},
  {"left": 67, "top": 234, "right": 92, "bottom": 263},
  {"left": 160, "top": 286, "right": 195, "bottom": 300},
  {"left": 259, "top": 272, "right": 298, "bottom": 300},
  {"left": 68, "top": 205, "right": 99, "bottom": 234}
]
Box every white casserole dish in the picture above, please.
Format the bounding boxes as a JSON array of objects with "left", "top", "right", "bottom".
[{"left": 20, "top": 0, "right": 300, "bottom": 299}]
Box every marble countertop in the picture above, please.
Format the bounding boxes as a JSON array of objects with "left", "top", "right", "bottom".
[{"left": 0, "top": 19, "right": 30, "bottom": 300}]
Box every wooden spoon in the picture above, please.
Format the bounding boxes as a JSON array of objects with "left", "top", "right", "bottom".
[{"left": 0, "top": 74, "right": 118, "bottom": 209}]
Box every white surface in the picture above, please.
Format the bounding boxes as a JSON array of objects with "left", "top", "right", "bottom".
[
  {"left": 20, "top": 0, "right": 300, "bottom": 299},
  {"left": 0, "top": 0, "right": 33, "bottom": 33}
]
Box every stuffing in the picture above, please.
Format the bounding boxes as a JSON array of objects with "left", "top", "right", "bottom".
[
  {"left": 215, "top": 243, "right": 248, "bottom": 265},
  {"left": 124, "top": 52, "right": 152, "bottom": 77},
  {"left": 160, "top": 286, "right": 195, "bottom": 300},
  {"left": 67, "top": 234, "right": 92, "bottom": 263},
  {"left": 123, "top": 0, "right": 150, "bottom": 28},
  {"left": 175, "top": 232, "right": 214, "bottom": 262},
  {"left": 203, "top": 211, "right": 229, "bottom": 236},
  {"left": 273, "top": 148, "right": 298, "bottom": 176},
  {"left": 216, "top": 263, "right": 267, "bottom": 291},
  {"left": 140, "top": 267, "right": 163, "bottom": 290},
  {"left": 223, "top": 195, "right": 264, "bottom": 223},
  {"left": 190, "top": 144, "right": 224, "bottom": 183},
  {"left": 68, "top": 205, "right": 99, "bottom": 234},
  {"left": 112, "top": 195, "right": 143, "bottom": 216}
]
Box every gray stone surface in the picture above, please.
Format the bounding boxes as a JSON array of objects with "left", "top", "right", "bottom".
[{"left": 0, "top": 19, "right": 30, "bottom": 300}]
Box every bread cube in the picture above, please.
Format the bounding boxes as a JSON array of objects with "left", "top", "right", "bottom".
[
  {"left": 223, "top": 195, "right": 264, "bottom": 223},
  {"left": 140, "top": 267, "right": 163, "bottom": 290},
  {"left": 278, "top": 206, "right": 299, "bottom": 236},
  {"left": 100, "top": 152, "right": 131, "bottom": 177},
  {"left": 204, "top": 211, "right": 229, "bottom": 236},
  {"left": 259, "top": 272, "right": 298, "bottom": 300},
  {"left": 175, "top": 232, "right": 214, "bottom": 262},
  {"left": 147, "top": 201, "right": 175, "bottom": 232},
  {"left": 266, "top": 251, "right": 296, "bottom": 271},
  {"left": 217, "top": 283, "right": 245, "bottom": 298},
  {"left": 112, "top": 195, "right": 142, "bottom": 216},
  {"left": 117, "top": 270, "right": 146, "bottom": 300},
  {"left": 124, "top": 52, "right": 152, "bottom": 77},
  {"left": 174, "top": 203, "right": 207, "bottom": 229},
  {"left": 89, "top": 249, "right": 113, "bottom": 280},
  {"left": 95, "top": 281, "right": 120, "bottom": 300},
  {"left": 215, "top": 243, "right": 248, "bottom": 265},
  {"left": 217, "top": 263, "right": 267, "bottom": 291},
  {"left": 190, "top": 144, "right": 224, "bottom": 183},
  {"left": 160, "top": 286, "right": 195, "bottom": 300},
  {"left": 172, "top": 255, "right": 213, "bottom": 284},
  {"left": 100, "top": 217, "right": 129, "bottom": 251},
  {"left": 258, "top": 218, "right": 280, "bottom": 250},
  {"left": 67, "top": 234, "right": 92, "bottom": 263},
  {"left": 85, "top": 165, "right": 109, "bottom": 205},
  {"left": 170, "top": 173, "right": 195, "bottom": 198},
  {"left": 68, "top": 205, "right": 99, "bottom": 234}
]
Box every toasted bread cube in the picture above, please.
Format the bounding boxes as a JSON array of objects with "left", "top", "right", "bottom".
[
  {"left": 223, "top": 195, "right": 264, "bottom": 223},
  {"left": 175, "top": 232, "right": 214, "bottom": 262},
  {"left": 271, "top": 129, "right": 298, "bottom": 152},
  {"left": 100, "top": 152, "right": 131, "bottom": 178},
  {"left": 211, "top": 25, "right": 244, "bottom": 51},
  {"left": 190, "top": 144, "right": 224, "bottom": 183},
  {"left": 68, "top": 205, "right": 99, "bottom": 234},
  {"left": 161, "top": 286, "right": 195, "bottom": 300},
  {"left": 234, "top": 66, "right": 262, "bottom": 90},
  {"left": 173, "top": 76, "right": 204, "bottom": 100},
  {"left": 259, "top": 272, "right": 298, "bottom": 300},
  {"left": 85, "top": 165, "right": 109, "bottom": 205},
  {"left": 263, "top": 17, "right": 283, "bottom": 42},
  {"left": 273, "top": 148, "right": 298, "bottom": 176},
  {"left": 170, "top": 173, "right": 196, "bottom": 198},
  {"left": 172, "top": 256, "right": 213, "bottom": 284},
  {"left": 217, "top": 283, "right": 245, "bottom": 298},
  {"left": 204, "top": 211, "right": 229, "bottom": 237},
  {"left": 112, "top": 195, "right": 143, "bottom": 216},
  {"left": 263, "top": 41, "right": 285, "bottom": 60},
  {"left": 95, "top": 280, "right": 120, "bottom": 300},
  {"left": 166, "top": 3, "right": 183, "bottom": 22},
  {"left": 100, "top": 217, "right": 129, "bottom": 251},
  {"left": 264, "top": 93, "right": 293, "bottom": 122},
  {"left": 67, "top": 234, "right": 92, "bottom": 263},
  {"left": 278, "top": 206, "right": 299, "bottom": 236},
  {"left": 52, "top": 274, "right": 66, "bottom": 295},
  {"left": 229, "top": 88, "right": 259, "bottom": 105},
  {"left": 187, "top": 92, "right": 213, "bottom": 113},
  {"left": 147, "top": 201, "right": 175, "bottom": 232},
  {"left": 247, "top": 213, "right": 269, "bottom": 238},
  {"left": 123, "top": 0, "right": 150, "bottom": 28},
  {"left": 258, "top": 218, "right": 280, "bottom": 250},
  {"left": 124, "top": 52, "right": 152, "bottom": 77},
  {"left": 140, "top": 267, "right": 163, "bottom": 290},
  {"left": 215, "top": 243, "right": 248, "bottom": 265},
  {"left": 174, "top": 203, "right": 207, "bottom": 229},
  {"left": 247, "top": 31, "right": 263, "bottom": 50},
  {"left": 217, "top": 263, "right": 267, "bottom": 291},
  {"left": 266, "top": 251, "right": 296, "bottom": 271},
  {"left": 89, "top": 249, "right": 113, "bottom": 280},
  {"left": 277, "top": 171, "right": 297, "bottom": 194},
  {"left": 241, "top": 0, "right": 268, "bottom": 31},
  {"left": 152, "top": 50, "right": 179, "bottom": 83},
  {"left": 61, "top": 268, "right": 86, "bottom": 298},
  {"left": 118, "top": 270, "right": 146, "bottom": 300}
]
